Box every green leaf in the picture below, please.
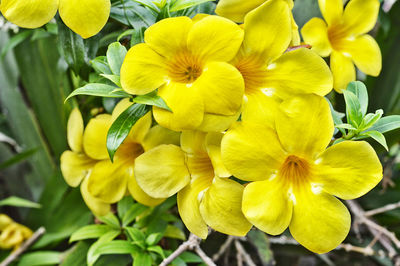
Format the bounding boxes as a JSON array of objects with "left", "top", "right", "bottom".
[
  {"left": 1, "top": 30, "right": 33, "bottom": 59},
  {"left": 122, "top": 203, "right": 148, "bottom": 226},
  {"left": 247, "top": 230, "right": 273, "bottom": 265},
  {"left": 100, "top": 74, "right": 121, "bottom": 87},
  {"left": 18, "top": 251, "right": 61, "bottom": 266},
  {"left": 133, "top": 252, "right": 152, "bottom": 266},
  {"left": 169, "top": 0, "right": 214, "bottom": 12},
  {"left": 164, "top": 225, "right": 186, "bottom": 240},
  {"left": 358, "top": 130, "right": 388, "bottom": 150},
  {"left": 0, "top": 196, "right": 41, "bottom": 208},
  {"left": 91, "top": 56, "right": 112, "bottom": 74},
  {"left": 117, "top": 196, "right": 135, "bottom": 221},
  {"left": 70, "top": 225, "right": 119, "bottom": 242},
  {"left": 97, "top": 213, "right": 121, "bottom": 229},
  {"left": 61, "top": 241, "right": 90, "bottom": 266},
  {"left": 87, "top": 230, "right": 121, "bottom": 266},
  {"left": 367, "top": 115, "right": 400, "bottom": 133},
  {"left": 343, "top": 89, "right": 363, "bottom": 127},
  {"left": 145, "top": 233, "right": 163, "bottom": 246},
  {"left": 90, "top": 240, "right": 138, "bottom": 266},
  {"left": 125, "top": 227, "right": 146, "bottom": 244},
  {"left": 65, "top": 83, "right": 131, "bottom": 101},
  {"left": 133, "top": 91, "right": 172, "bottom": 111},
  {"left": 334, "top": 123, "right": 357, "bottom": 130},
  {"left": 0, "top": 148, "right": 38, "bottom": 170},
  {"left": 106, "top": 42, "right": 127, "bottom": 75},
  {"left": 131, "top": 27, "right": 146, "bottom": 46},
  {"left": 179, "top": 251, "right": 202, "bottom": 263},
  {"left": 147, "top": 245, "right": 165, "bottom": 258},
  {"left": 106, "top": 103, "right": 150, "bottom": 161},
  {"left": 360, "top": 109, "right": 384, "bottom": 130},
  {"left": 346, "top": 81, "right": 369, "bottom": 116}
]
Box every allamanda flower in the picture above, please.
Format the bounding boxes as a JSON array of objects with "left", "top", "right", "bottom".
[
  {"left": 0, "top": 0, "right": 110, "bottom": 38},
  {"left": 61, "top": 100, "right": 180, "bottom": 216},
  {"left": 229, "top": 0, "right": 332, "bottom": 127},
  {"left": 134, "top": 131, "right": 252, "bottom": 239},
  {"left": 0, "top": 214, "right": 32, "bottom": 250},
  {"left": 301, "top": 0, "right": 381, "bottom": 92},
  {"left": 221, "top": 94, "right": 382, "bottom": 253},
  {"left": 120, "top": 15, "right": 245, "bottom": 132},
  {"left": 215, "top": 0, "right": 300, "bottom": 45}
]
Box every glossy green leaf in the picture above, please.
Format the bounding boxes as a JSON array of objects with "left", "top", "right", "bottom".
[
  {"left": 65, "top": 83, "right": 131, "bottom": 101},
  {"left": 87, "top": 230, "right": 121, "bottom": 266},
  {"left": 91, "top": 240, "right": 138, "bottom": 260},
  {"left": 97, "top": 213, "right": 121, "bottom": 229},
  {"left": 122, "top": 203, "right": 148, "bottom": 226},
  {"left": 145, "top": 233, "right": 163, "bottom": 246},
  {"left": 179, "top": 251, "right": 203, "bottom": 263},
  {"left": 358, "top": 130, "right": 388, "bottom": 150},
  {"left": 70, "top": 225, "right": 119, "bottom": 242},
  {"left": 367, "top": 115, "right": 400, "bottom": 133},
  {"left": 106, "top": 42, "right": 127, "bottom": 75},
  {"left": 164, "top": 225, "right": 186, "bottom": 240},
  {"left": 133, "top": 252, "right": 152, "bottom": 266},
  {"left": 335, "top": 124, "right": 357, "bottom": 130},
  {"left": 133, "top": 91, "right": 172, "bottom": 111},
  {"left": 100, "top": 74, "right": 122, "bottom": 87},
  {"left": 0, "top": 196, "right": 41, "bottom": 208},
  {"left": 125, "top": 227, "right": 146, "bottom": 244},
  {"left": 91, "top": 56, "right": 113, "bottom": 74},
  {"left": 346, "top": 81, "right": 369, "bottom": 116},
  {"left": 343, "top": 89, "right": 363, "bottom": 127},
  {"left": 106, "top": 103, "right": 150, "bottom": 161},
  {"left": 147, "top": 245, "right": 165, "bottom": 258},
  {"left": 360, "top": 109, "right": 384, "bottom": 131},
  {"left": 19, "top": 251, "right": 61, "bottom": 266}
]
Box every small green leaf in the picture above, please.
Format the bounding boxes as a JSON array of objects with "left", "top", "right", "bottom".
[
  {"left": 147, "top": 245, "right": 165, "bottom": 258},
  {"left": 117, "top": 196, "right": 135, "bottom": 220},
  {"left": 118, "top": 29, "right": 135, "bottom": 41},
  {"left": 125, "top": 227, "right": 146, "bottom": 243},
  {"left": 360, "top": 109, "right": 383, "bottom": 131},
  {"left": 65, "top": 83, "right": 131, "bottom": 102},
  {"left": 346, "top": 81, "right": 368, "bottom": 116},
  {"left": 0, "top": 196, "right": 41, "bottom": 208},
  {"left": 122, "top": 203, "right": 148, "bottom": 226},
  {"left": 145, "top": 233, "right": 163, "bottom": 246},
  {"left": 169, "top": 0, "right": 214, "bottom": 12},
  {"left": 100, "top": 74, "right": 121, "bottom": 87},
  {"left": 247, "top": 230, "right": 273, "bottom": 265},
  {"left": 70, "top": 225, "right": 119, "bottom": 242},
  {"left": 106, "top": 42, "right": 127, "bottom": 75},
  {"left": 1, "top": 30, "right": 33, "bottom": 58},
  {"left": 19, "top": 251, "right": 61, "bottom": 266},
  {"left": 97, "top": 213, "right": 121, "bottom": 229},
  {"left": 91, "top": 56, "right": 112, "bottom": 74},
  {"left": 164, "top": 225, "right": 186, "bottom": 240},
  {"left": 343, "top": 89, "right": 363, "bottom": 127},
  {"left": 133, "top": 91, "right": 172, "bottom": 111},
  {"left": 133, "top": 252, "right": 152, "bottom": 266},
  {"left": 131, "top": 27, "right": 146, "bottom": 46},
  {"left": 335, "top": 123, "right": 357, "bottom": 130},
  {"left": 367, "top": 115, "right": 400, "bottom": 133},
  {"left": 87, "top": 230, "right": 121, "bottom": 266},
  {"left": 0, "top": 148, "right": 38, "bottom": 170},
  {"left": 179, "top": 251, "right": 203, "bottom": 263},
  {"left": 90, "top": 240, "right": 138, "bottom": 266},
  {"left": 107, "top": 103, "right": 150, "bottom": 161},
  {"left": 358, "top": 130, "right": 388, "bottom": 150}
]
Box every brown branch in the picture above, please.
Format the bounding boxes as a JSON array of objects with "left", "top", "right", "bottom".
[
  {"left": 212, "top": 235, "right": 235, "bottom": 261},
  {"left": 364, "top": 201, "right": 400, "bottom": 217},
  {"left": 0, "top": 227, "right": 46, "bottom": 266},
  {"left": 234, "top": 239, "right": 257, "bottom": 266}
]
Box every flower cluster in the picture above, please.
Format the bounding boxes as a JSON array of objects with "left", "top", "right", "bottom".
[
  {"left": 58, "top": 0, "right": 383, "bottom": 254},
  {"left": 0, "top": 214, "right": 32, "bottom": 250}
]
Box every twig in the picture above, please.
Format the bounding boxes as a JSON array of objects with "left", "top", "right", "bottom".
[
  {"left": 212, "top": 235, "right": 235, "bottom": 261},
  {"left": 364, "top": 201, "right": 400, "bottom": 217},
  {"left": 0, "top": 227, "right": 46, "bottom": 266},
  {"left": 234, "top": 240, "right": 257, "bottom": 266},
  {"left": 194, "top": 246, "right": 217, "bottom": 266}
]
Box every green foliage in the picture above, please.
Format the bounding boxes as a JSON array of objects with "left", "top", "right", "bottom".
[
  {"left": 18, "top": 251, "right": 61, "bottom": 266},
  {"left": 0, "top": 196, "right": 41, "bottom": 208}
]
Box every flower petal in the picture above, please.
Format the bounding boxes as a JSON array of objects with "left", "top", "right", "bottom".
[
  {"left": 181, "top": 131, "right": 207, "bottom": 155},
  {"left": 301, "top": 18, "right": 332, "bottom": 57},
  {"left": 240, "top": 0, "right": 291, "bottom": 64},
  {"left": 342, "top": 0, "right": 380, "bottom": 36},
  {"left": 59, "top": 0, "right": 111, "bottom": 39},
  {"left": 0, "top": 0, "right": 58, "bottom": 28},
  {"left": 196, "top": 62, "right": 244, "bottom": 116},
  {"left": 120, "top": 43, "right": 167, "bottom": 95},
  {"left": 60, "top": 151, "right": 96, "bottom": 187},
  {"left": 177, "top": 176, "right": 213, "bottom": 239},
  {"left": 314, "top": 141, "right": 382, "bottom": 200},
  {"left": 87, "top": 160, "right": 129, "bottom": 203},
  {"left": 330, "top": 51, "right": 356, "bottom": 92},
  {"left": 215, "top": 0, "right": 265, "bottom": 22},
  {"left": 145, "top": 17, "right": 193, "bottom": 58},
  {"left": 265, "top": 48, "right": 333, "bottom": 99},
  {"left": 199, "top": 177, "right": 252, "bottom": 236},
  {"left": 127, "top": 172, "right": 165, "bottom": 207},
  {"left": 289, "top": 189, "right": 351, "bottom": 254},
  {"left": 134, "top": 144, "right": 190, "bottom": 198},
  {"left": 187, "top": 15, "right": 243, "bottom": 62},
  {"left": 81, "top": 176, "right": 111, "bottom": 216},
  {"left": 197, "top": 111, "right": 240, "bottom": 132},
  {"left": 67, "top": 108, "right": 84, "bottom": 152},
  {"left": 153, "top": 82, "right": 204, "bottom": 131},
  {"left": 243, "top": 179, "right": 292, "bottom": 235},
  {"left": 83, "top": 114, "right": 112, "bottom": 160},
  {"left": 276, "top": 94, "right": 334, "bottom": 159},
  {"left": 241, "top": 92, "right": 281, "bottom": 127},
  {"left": 222, "top": 122, "right": 286, "bottom": 181},
  {"left": 142, "top": 125, "right": 180, "bottom": 151},
  {"left": 318, "top": 0, "right": 343, "bottom": 26},
  {"left": 344, "top": 35, "right": 381, "bottom": 76},
  {"left": 205, "top": 133, "right": 230, "bottom": 178}
]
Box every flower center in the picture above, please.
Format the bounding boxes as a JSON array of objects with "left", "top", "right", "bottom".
[
  {"left": 279, "top": 155, "right": 311, "bottom": 188},
  {"left": 167, "top": 52, "right": 203, "bottom": 83},
  {"left": 115, "top": 142, "right": 144, "bottom": 161},
  {"left": 235, "top": 56, "right": 268, "bottom": 95},
  {"left": 327, "top": 24, "right": 351, "bottom": 51}
]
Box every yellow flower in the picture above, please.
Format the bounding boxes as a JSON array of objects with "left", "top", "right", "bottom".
[
  {"left": 134, "top": 131, "right": 252, "bottom": 239},
  {"left": 221, "top": 94, "right": 382, "bottom": 253},
  {"left": 0, "top": 0, "right": 110, "bottom": 38},
  {"left": 120, "top": 16, "right": 245, "bottom": 132},
  {"left": 216, "top": 0, "right": 300, "bottom": 45},
  {"left": 60, "top": 100, "right": 180, "bottom": 216},
  {"left": 229, "top": 0, "right": 333, "bottom": 127},
  {"left": 0, "top": 214, "right": 32, "bottom": 250},
  {"left": 301, "top": 0, "right": 381, "bottom": 92}
]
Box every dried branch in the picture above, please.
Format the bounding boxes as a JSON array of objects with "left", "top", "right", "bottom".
[
  {"left": 194, "top": 245, "right": 217, "bottom": 266},
  {"left": 0, "top": 227, "right": 46, "bottom": 266},
  {"left": 212, "top": 235, "right": 235, "bottom": 261},
  {"left": 364, "top": 201, "right": 400, "bottom": 217},
  {"left": 234, "top": 239, "right": 257, "bottom": 266}
]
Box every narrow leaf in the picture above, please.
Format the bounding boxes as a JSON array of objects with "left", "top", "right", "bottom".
[
  {"left": 100, "top": 74, "right": 122, "bottom": 87},
  {"left": 106, "top": 104, "right": 150, "bottom": 161},
  {"left": 122, "top": 203, "right": 148, "bottom": 226},
  {"left": 0, "top": 148, "right": 38, "bottom": 170},
  {"left": 97, "top": 213, "right": 121, "bottom": 229},
  {"left": 343, "top": 89, "right": 363, "bottom": 127},
  {"left": 19, "top": 251, "right": 61, "bottom": 266},
  {"left": 346, "top": 81, "right": 368, "bottom": 116},
  {"left": 359, "top": 130, "right": 388, "bottom": 150},
  {"left": 335, "top": 124, "right": 357, "bottom": 130},
  {"left": 169, "top": 0, "right": 214, "bottom": 12},
  {"left": 65, "top": 83, "right": 131, "bottom": 102},
  {"left": 106, "top": 42, "right": 127, "bottom": 75},
  {"left": 133, "top": 91, "right": 172, "bottom": 111},
  {"left": 360, "top": 109, "right": 383, "bottom": 131},
  {"left": 367, "top": 115, "right": 400, "bottom": 133},
  {"left": 70, "top": 225, "right": 119, "bottom": 242},
  {"left": 0, "top": 196, "right": 41, "bottom": 208},
  {"left": 91, "top": 56, "right": 112, "bottom": 74},
  {"left": 145, "top": 233, "right": 163, "bottom": 246},
  {"left": 87, "top": 230, "right": 121, "bottom": 266},
  {"left": 1, "top": 30, "right": 33, "bottom": 58}
]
